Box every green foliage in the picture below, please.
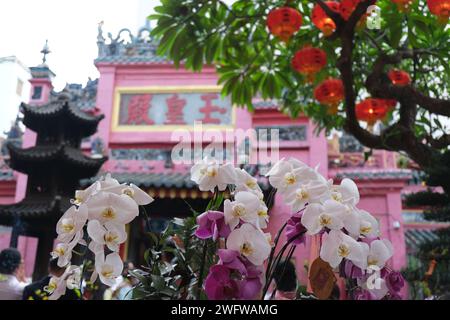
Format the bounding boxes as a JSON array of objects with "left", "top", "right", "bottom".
[
  {"left": 131, "top": 191, "right": 224, "bottom": 300},
  {"left": 405, "top": 151, "right": 450, "bottom": 298},
  {"left": 405, "top": 190, "right": 449, "bottom": 207},
  {"left": 149, "top": 0, "right": 450, "bottom": 137}
]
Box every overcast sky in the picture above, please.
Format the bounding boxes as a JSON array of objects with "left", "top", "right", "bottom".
[
  {"left": 0, "top": 0, "right": 159, "bottom": 135},
  {"left": 0, "top": 0, "right": 160, "bottom": 89}
]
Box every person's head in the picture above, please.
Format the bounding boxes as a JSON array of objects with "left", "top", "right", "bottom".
[
  {"left": 122, "top": 260, "right": 135, "bottom": 277},
  {"left": 0, "top": 248, "right": 22, "bottom": 275},
  {"left": 273, "top": 259, "right": 297, "bottom": 292},
  {"left": 48, "top": 258, "right": 66, "bottom": 277}
]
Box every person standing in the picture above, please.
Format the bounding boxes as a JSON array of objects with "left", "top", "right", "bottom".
[
  {"left": 22, "top": 258, "right": 81, "bottom": 300},
  {"left": 0, "top": 248, "right": 26, "bottom": 300}
]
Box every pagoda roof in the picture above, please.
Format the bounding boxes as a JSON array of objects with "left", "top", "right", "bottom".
[
  {"left": 6, "top": 142, "right": 107, "bottom": 177},
  {"left": 0, "top": 197, "right": 68, "bottom": 228},
  {"left": 20, "top": 93, "right": 104, "bottom": 138}
]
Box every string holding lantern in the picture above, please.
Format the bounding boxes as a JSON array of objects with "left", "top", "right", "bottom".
[
  {"left": 312, "top": 1, "right": 341, "bottom": 36},
  {"left": 391, "top": 0, "right": 413, "bottom": 12},
  {"left": 314, "top": 78, "right": 344, "bottom": 114},
  {"left": 388, "top": 69, "right": 411, "bottom": 86},
  {"left": 292, "top": 46, "right": 327, "bottom": 83},
  {"left": 356, "top": 98, "right": 390, "bottom": 130},
  {"left": 267, "top": 7, "right": 303, "bottom": 42},
  {"left": 427, "top": 0, "right": 450, "bottom": 24}
]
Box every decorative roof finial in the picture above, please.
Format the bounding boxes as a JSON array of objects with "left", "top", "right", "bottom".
[
  {"left": 41, "top": 40, "right": 51, "bottom": 64},
  {"left": 97, "top": 21, "right": 105, "bottom": 42}
]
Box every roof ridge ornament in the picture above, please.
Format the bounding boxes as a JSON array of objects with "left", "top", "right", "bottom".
[{"left": 40, "top": 40, "right": 51, "bottom": 65}]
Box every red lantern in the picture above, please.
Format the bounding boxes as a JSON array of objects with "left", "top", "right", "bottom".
[
  {"left": 267, "top": 7, "right": 303, "bottom": 42},
  {"left": 388, "top": 69, "right": 411, "bottom": 86},
  {"left": 314, "top": 78, "right": 344, "bottom": 114},
  {"left": 391, "top": 0, "right": 413, "bottom": 12},
  {"left": 292, "top": 46, "right": 327, "bottom": 83},
  {"left": 356, "top": 98, "right": 389, "bottom": 125},
  {"left": 312, "top": 1, "right": 341, "bottom": 36},
  {"left": 340, "top": 0, "right": 363, "bottom": 20},
  {"left": 427, "top": 0, "right": 450, "bottom": 24}
]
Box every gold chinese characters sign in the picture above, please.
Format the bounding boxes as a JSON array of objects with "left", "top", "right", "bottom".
[{"left": 111, "top": 86, "right": 236, "bottom": 132}]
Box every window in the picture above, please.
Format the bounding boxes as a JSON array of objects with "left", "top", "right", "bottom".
[
  {"left": 16, "top": 78, "right": 23, "bottom": 96},
  {"left": 32, "top": 86, "right": 43, "bottom": 100}
]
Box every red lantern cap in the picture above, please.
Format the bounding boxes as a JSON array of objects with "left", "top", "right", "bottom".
[
  {"left": 356, "top": 98, "right": 389, "bottom": 124},
  {"left": 292, "top": 46, "right": 327, "bottom": 82},
  {"left": 267, "top": 7, "right": 303, "bottom": 42},
  {"left": 314, "top": 78, "right": 344, "bottom": 114},
  {"left": 388, "top": 69, "right": 411, "bottom": 86},
  {"left": 427, "top": 0, "right": 450, "bottom": 24},
  {"left": 312, "top": 1, "right": 341, "bottom": 36}
]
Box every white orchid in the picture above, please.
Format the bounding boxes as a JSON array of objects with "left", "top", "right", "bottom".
[
  {"left": 46, "top": 265, "right": 81, "bottom": 300},
  {"left": 190, "top": 159, "right": 236, "bottom": 192},
  {"left": 266, "top": 158, "right": 304, "bottom": 193},
  {"left": 257, "top": 202, "right": 269, "bottom": 229},
  {"left": 66, "top": 267, "right": 82, "bottom": 290},
  {"left": 73, "top": 181, "right": 100, "bottom": 205},
  {"left": 98, "top": 173, "right": 121, "bottom": 189},
  {"left": 234, "top": 168, "right": 264, "bottom": 199},
  {"left": 320, "top": 230, "right": 367, "bottom": 269},
  {"left": 340, "top": 204, "right": 361, "bottom": 237},
  {"left": 56, "top": 204, "right": 88, "bottom": 243},
  {"left": 361, "top": 239, "right": 393, "bottom": 269},
  {"left": 51, "top": 231, "right": 82, "bottom": 267},
  {"left": 103, "top": 183, "right": 154, "bottom": 206},
  {"left": 87, "top": 220, "right": 127, "bottom": 252},
  {"left": 284, "top": 178, "right": 330, "bottom": 212},
  {"left": 45, "top": 276, "right": 65, "bottom": 299},
  {"left": 330, "top": 178, "right": 360, "bottom": 206},
  {"left": 95, "top": 252, "right": 124, "bottom": 286},
  {"left": 357, "top": 276, "right": 389, "bottom": 300},
  {"left": 86, "top": 191, "right": 139, "bottom": 225},
  {"left": 226, "top": 223, "right": 271, "bottom": 266},
  {"left": 301, "top": 199, "right": 346, "bottom": 235},
  {"left": 265, "top": 157, "right": 308, "bottom": 177},
  {"left": 358, "top": 210, "right": 380, "bottom": 238},
  {"left": 224, "top": 191, "right": 260, "bottom": 230}
]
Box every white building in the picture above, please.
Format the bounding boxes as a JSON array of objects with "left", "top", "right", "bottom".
[{"left": 0, "top": 56, "right": 31, "bottom": 136}]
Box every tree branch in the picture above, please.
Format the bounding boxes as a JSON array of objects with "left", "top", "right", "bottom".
[
  {"left": 366, "top": 52, "right": 450, "bottom": 117},
  {"left": 428, "top": 134, "right": 450, "bottom": 149},
  {"left": 315, "top": 0, "right": 344, "bottom": 26}
]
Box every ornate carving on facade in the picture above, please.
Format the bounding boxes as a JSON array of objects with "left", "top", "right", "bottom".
[
  {"left": 256, "top": 125, "right": 307, "bottom": 141},
  {"left": 111, "top": 149, "right": 170, "bottom": 161},
  {"left": 96, "top": 26, "right": 166, "bottom": 64}
]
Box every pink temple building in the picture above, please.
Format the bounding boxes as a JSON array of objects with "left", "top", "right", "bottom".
[{"left": 1, "top": 25, "right": 448, "bottom": 297}]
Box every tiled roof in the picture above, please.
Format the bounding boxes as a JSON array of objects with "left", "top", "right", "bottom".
[
  {"left": 333, "top": 169, "right": 412, "bottom": 181},
  {"left": 21, "top": 94, "right": 104, "bottom": 138},
  {"left": 253, "top": 100, "right": 280, "bottom": 110},
  {"left": 405, "top": 229, "right": 439, "bottom": 251},
  {"left": 0, "top": 199, "right": 66, "bottom": 225},
  {"left": 7, "top": 143, "right": 107, "bottom": 176},
  {"left": 81, "top": 171, "right": 271, "bottom": 191}
]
